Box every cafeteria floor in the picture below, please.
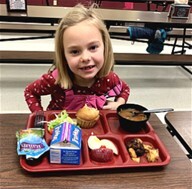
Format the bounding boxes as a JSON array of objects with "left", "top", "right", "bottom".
[{"left": 0, "top": 34, "right": 191, "bottom": 115}]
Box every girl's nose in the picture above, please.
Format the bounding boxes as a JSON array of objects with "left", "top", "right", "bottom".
[{"left": 80, "top": 52, "right": 90, "bottom": 63}]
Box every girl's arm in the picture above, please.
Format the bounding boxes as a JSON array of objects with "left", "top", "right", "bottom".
[
  {"left": 24, "top": 72, "right": 56, "bottom": 112},
  {"left": 116, "top": 80, "right": 130, "bottom": 102},
  {"left": 103, "top": 74, "right": 130, "bottom": 110}
]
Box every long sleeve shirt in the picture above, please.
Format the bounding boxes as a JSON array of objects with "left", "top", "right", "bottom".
[{"left": 24, "top": 70, "right": 130, "bottom": 112}]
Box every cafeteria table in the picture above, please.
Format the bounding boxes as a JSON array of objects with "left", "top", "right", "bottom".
[
  {"left": 1, "top": 4, "right": 191, "bottom": 28},
  {"left": 1, "top": 4, "right": 191, "bottom": 54},
  {"left": 94, "top": 0, "right": 176, "bottom": 11},
  {"left": 165, "top": 111, "right": 192, "bottom": 159},
  {"left": 0, "top": 113, "right": 191, "bottom": 188}
]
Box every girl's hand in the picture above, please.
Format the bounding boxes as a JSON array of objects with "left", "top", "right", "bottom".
[{"left": 103, "top": 97, "right": 126, "bottom": 110}]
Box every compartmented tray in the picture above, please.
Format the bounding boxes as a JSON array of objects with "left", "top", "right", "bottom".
[{"left": 20, "top": 110, "right": 170, "bottom": 172}]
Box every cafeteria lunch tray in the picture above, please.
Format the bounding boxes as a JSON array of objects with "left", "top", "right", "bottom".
[{"left": 20, "top": 110, "right": 171, "bottom": 172}]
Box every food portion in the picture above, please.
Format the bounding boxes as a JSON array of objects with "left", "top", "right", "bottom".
[
  {"left": 47, "top": 110, "right": 76, "bottom": 134},
  {"left": 118, "top": 108, "right": 147, "bottom": 121},
  {"left": 88, "top": 135, "right": 118, "bottom": 155},
  {"left": 100, "top": 139, "right": 118, "bottom": 155},
  {"left": 127, "top": 138, "right": 145, "bottom": 156},
  {"left": 144, "top": 144, "right": 159, "bottom": 163},
  {"left": 76, "top": 104, "right": 100, "bottom": 128},
  {"left": 87, "top": 135, "right": 102, "bottom": 150},
  {"left": 126, "top": 138, "right": 159, "bottom": 163},
  {"left": 88, "top": 135, "right": 118, "bottom": 162}
]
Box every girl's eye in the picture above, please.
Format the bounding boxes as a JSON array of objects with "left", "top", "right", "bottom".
[
  {"left": 90, "top": 45, "right": 98, "bottom": 51},
  {"left": 70, "top": 50, "right": 79, "bottom": 55}
]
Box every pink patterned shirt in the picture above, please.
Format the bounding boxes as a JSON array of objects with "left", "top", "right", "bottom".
[{"left": 24, "top": 70, "right": 130, "bottom": 112}]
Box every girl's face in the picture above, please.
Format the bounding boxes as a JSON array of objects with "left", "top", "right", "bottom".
[{"left": 63, "top": 21, "right": 104, "bottom": 86}]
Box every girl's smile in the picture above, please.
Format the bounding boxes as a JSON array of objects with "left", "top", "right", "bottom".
[{"left": 79, "top": 65, "right": 95, "bottom": 71}]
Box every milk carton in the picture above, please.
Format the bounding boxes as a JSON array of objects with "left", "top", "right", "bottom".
[{"left": 50, "top": 122, "right": 82, "bottom": 164}]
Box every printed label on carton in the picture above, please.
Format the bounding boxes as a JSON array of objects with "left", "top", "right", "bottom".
[{"left": 50, "top": 122, "right": 81, "bottom": 164}]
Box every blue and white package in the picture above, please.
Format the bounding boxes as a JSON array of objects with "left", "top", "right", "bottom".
[
  {"left": 50, "top": 122, "right": 82, "bottom": 165},
  {"left": 16, "top": 128, "right": 50, "bottom": 159}
]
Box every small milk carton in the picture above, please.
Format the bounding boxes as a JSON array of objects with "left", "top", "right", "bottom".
[{"left": 50, "top": 122, "right": 82, "bottom": 165}]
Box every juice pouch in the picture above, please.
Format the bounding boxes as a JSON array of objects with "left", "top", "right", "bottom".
[{"left": 16, "top": 128, "right": 49, "bottom": 159}]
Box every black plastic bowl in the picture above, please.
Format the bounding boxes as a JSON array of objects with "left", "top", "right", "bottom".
[{"left": 117, "top": 103, "right": 151, "bottom": 133}]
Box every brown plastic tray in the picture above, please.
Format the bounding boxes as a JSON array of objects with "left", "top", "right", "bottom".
[{"left": 20, "top": 110, "right": 170, "bottom": 172}]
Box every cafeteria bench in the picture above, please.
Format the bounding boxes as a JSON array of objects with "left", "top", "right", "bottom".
[{"left": 0, "top": 23, "right": 57, "bottom": 41}]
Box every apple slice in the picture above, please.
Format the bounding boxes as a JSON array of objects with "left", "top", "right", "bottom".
[
  {"left": 100, "top": 139, "right": 118, "bottom": 155},
  {"left": 87, "top": 135, "right": 101, "bottom": 150}
]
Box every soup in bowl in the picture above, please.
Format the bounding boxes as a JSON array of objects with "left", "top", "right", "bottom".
[{"left": 117, "top": 103, "right": 150, "bottom": 132}]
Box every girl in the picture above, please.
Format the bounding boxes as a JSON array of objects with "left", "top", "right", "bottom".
[{"left": 24, "top": 4, "right": 130, "bottom": 112}]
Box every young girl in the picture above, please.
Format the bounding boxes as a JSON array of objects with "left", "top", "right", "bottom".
[{"left": 24, "top": 4, "right": 130, "bottom": 112}]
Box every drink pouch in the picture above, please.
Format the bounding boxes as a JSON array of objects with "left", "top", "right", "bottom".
[{"left": 16, "top": 128, "right": 49, "bottom": 159}]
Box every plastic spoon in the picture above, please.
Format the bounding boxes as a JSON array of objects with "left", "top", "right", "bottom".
[{"left": 132, "top": 108, "right": 174, "bottom": 115}]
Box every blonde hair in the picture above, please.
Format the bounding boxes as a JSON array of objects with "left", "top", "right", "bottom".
[{"left": 53, "top": 3, "right": 114, "bottom": 89}]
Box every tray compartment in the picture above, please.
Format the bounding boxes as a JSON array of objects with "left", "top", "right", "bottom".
[
  {"left": 106, "top": 112, "right": 152, "bottom": 135},
  {"left": 26, "top": 112, "right": 45, "bottom": 129},
  {"left": 45, "top": 111, "right": 110, "bottom": 136},
  {"left": 123, "top": 135, "right": 170, "bottom": 165},
  {"left": 84, "top": 135, "right": 128, "bottom": 166}
]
